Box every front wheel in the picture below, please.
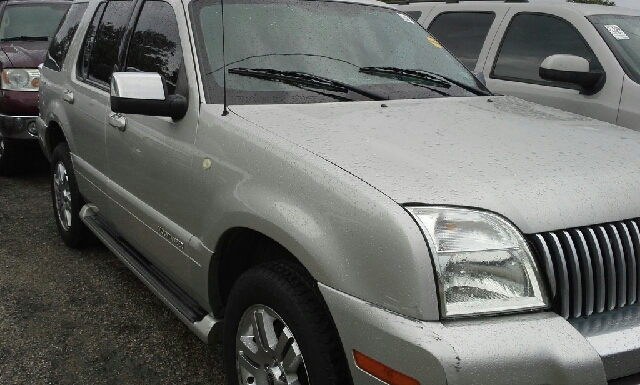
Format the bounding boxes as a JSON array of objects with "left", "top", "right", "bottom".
[
  {"left": 223, "top": 261, "right": 352, "bottom": 385},
  {"left": 50, "top": 142, "right": 91, "bottom": 248}
]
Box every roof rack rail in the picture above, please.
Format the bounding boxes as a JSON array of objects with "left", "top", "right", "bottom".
[{"left": 388, "top": 0, "right": 528, "bottom": 4}]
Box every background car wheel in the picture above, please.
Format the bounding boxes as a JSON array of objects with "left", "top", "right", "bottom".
[
  {"left": 51, "top": 142, "right": 91, "bottom": 248},
  {"left": 223, "top": 260, "right": 352, "bottom": 385},
  {"left": 0, "top": 134, "right": 27, "bottom": 176}
]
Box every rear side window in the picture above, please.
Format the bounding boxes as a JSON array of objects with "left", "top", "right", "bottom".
[
  {"left": 492, "top": 13, "right": 602, "bottom": 87},
  {"left": 428, "top": 12, "right": 495, "bottom": 70},
  {"left": 45, "top": 3, "right": 89, "bottom": 72},
  {"left": 77, "top": 0, "right": 133, "bottom": 88},
  {"left": 124, "top": 0, "right": 182, "bottom": 95}
]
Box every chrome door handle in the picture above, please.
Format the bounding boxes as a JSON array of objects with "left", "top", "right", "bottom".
[
  {"left": 63, "top": 90, "right": 74, "bottom": 104},
  {"left": 108, "top": 113, "right": 126, "bottom": 132}
]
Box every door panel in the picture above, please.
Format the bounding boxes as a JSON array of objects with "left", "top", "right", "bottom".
[
  {"left": 105, "top": 0, "right": 201, "bottom": 293},
  {"left": 617, "top": 76, "right": 640, "bottom": 131},
  {"left": 66, "top": 80, "right": 110, "bottom": 212},
  {"left": 69, "top": 0, "right": 134, "bottom": 215}
]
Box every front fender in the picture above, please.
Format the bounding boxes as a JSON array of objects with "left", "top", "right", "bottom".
[{"left": 189, "top": 108, "right": 440, "bottom": 321}]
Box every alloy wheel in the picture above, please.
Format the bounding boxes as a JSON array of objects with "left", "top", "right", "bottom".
[
  {"left": 53, "top": 161, "right": 72, "bottom": 231},
  {"left": 236, "top": 305, "right": 309, "bottom": 385}
]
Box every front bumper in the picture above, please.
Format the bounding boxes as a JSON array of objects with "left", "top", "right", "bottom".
[
  {"left": 0, "top": 113, "right": 38, "bottom": 140},
  {"left": 320, "top": 283, "right": 640, "bottom": 385}
]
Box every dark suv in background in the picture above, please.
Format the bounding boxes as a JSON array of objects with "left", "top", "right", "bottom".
[{"left": 0, "top": 0, "right": 69, "bottom": 175}]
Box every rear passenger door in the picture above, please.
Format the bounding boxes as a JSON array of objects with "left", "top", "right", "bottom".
[
  {"left": 66, "top": 0, "right": 135, "bottom": 219},
  {"left": 484, "top": 11, "right": 624, "bottom": 124},
  {"left": 104, "top": 0, "right": 202, "bottom": 295}
]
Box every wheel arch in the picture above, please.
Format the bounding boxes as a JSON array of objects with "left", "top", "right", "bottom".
[
  {"left": 209, "top": 226, "right": 306, "bottom": 318},
  {"left": 47, "top": 120, "right": 68, "bottom": 156},
  {"left": 196, "top": 171, "right": 439, "bottom": 322}
]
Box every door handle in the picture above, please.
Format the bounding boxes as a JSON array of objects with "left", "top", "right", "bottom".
[
  {"left": 63, "top": 89, "right": 74, "bottom": 104},
  {"left": 108, "top": 113, "right": 126, "bottom": 132}
]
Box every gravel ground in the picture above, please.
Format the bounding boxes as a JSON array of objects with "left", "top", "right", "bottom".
[{"left": 0, "top": 165, "right": 226, "bottom": 384}]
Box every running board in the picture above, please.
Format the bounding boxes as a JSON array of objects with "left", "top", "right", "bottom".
[{"left": 79, "top": 205, "right": 223, "bottom": 344}]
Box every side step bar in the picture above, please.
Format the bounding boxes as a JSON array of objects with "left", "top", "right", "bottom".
[{"left": 80, "top": 205, "right": 223, "bottom": 344}]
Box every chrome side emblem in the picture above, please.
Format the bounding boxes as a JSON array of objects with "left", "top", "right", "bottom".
[{"left": 158, "top": 226, "right": 185, "bottom": 251}]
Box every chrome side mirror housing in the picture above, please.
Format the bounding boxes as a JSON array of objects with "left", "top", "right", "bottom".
[{"left": 110, "top": 72, "right": 188, "bottom": 120}]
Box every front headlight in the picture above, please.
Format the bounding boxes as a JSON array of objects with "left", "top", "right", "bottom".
[
  {"left": 1, "top": 68, "right": 40, "bottom": 91},
  {"left": 407, "top": 206, "right": 548, "bottom": 318}
]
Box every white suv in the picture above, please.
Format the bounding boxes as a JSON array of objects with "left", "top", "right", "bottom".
[{"left": 399, "top": 1, "right": 640, "bottom": 130}]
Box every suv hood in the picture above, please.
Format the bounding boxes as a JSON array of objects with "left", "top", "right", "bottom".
[
  {"left": 230, "top": 96, "right": 640, "bottom": 234},
  {"left": 0, "top": 40, "right": 49, "bottom": 67}
]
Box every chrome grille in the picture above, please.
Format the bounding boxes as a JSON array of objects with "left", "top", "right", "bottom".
[{"left": 527, "top": 220, "right": 640, "bottom": 319}]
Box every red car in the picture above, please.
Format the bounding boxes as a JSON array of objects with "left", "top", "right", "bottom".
[{"left": 0, "top": 0, "right": 69, "bottom": 175}]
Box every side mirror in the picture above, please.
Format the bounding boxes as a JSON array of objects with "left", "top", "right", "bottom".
[
  {"left": 110, "top": 72, "right": 188, "bottom": 120},
  {"left": 539, "top": 54, "right": 605, "bottom": 95}
]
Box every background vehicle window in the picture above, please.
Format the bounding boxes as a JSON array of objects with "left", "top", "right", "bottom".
[
  {"left": 428, "top": 12, "right": 496, "bottom": 70},
  {"left": 45, "top": 3, "right": 89, "bottom": 72},
  {"left": 589, "top": 15, "right": 640, "bottom": 85},
  {"left": 0, "top": 3, "right": 69, "bottom": 41},
  {"left": 492, "top": 13, "right": 602, "bottom": 86},
  {"left": 404, "top": 11, "right": 421, "bottom": 22},
  {"left": 125, "top": 0, "right": 182, "bottom": 95},
  {"left": 78, "top": 0, "right": 133, "bottom": 87}
]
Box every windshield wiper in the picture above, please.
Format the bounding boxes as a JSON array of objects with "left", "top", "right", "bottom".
[
  {"left": 1, "top": 36, "right": 49, "bottom": 42},
  {"left": 360, "top": 66, "right": 491, "bottom": 96},
  {"left": 228, "top": 67, "right": 385, "bottom": 101}
]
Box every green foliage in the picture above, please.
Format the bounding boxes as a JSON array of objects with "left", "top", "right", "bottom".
[{"left": 567, "top": 0, "right": 616, "bottom": 5}]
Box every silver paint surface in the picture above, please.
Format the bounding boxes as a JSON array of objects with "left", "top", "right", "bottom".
[
  {"left": 231, "top": 96, "right": 640, "bottom": 234},
  {"left": 570, "top": 304, "right": 640, "bottom": 380},
  {"left": 37, "top": 0, "right": 640, "bottom": 382},
  {"left": 320, "top": 282, "right": 608, "bottom": 385}
]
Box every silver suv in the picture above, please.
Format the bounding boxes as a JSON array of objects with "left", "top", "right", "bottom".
[{"left": 38, "top": 0, "right": 640, "bottom": 384}]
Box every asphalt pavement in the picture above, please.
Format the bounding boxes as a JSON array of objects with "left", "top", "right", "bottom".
[{"left": 0, "top": 165, "right": 226, "bottom": 384}]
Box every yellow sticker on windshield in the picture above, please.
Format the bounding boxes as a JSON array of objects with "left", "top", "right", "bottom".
[{"left": 428, "top": 36, "right": 443, "bottom": 49}]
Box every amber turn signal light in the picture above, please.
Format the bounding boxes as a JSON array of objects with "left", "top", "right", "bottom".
[{"left": 353, "top": 350, "right": 420, "bottom": 385}]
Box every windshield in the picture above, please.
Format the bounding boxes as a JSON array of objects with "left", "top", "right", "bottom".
[
  {"left": 0, "top": 3, "right": 70, "bottom": 42},
  {"left": 190, "top": 0, "right": 485, "bottom": 104},
  {"left": 589, "top": 14, "right": 640, "bottom": 84}
]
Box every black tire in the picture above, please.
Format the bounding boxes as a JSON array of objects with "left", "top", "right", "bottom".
[
  {"left": 0, "top": 134, "right": 28, "bottom": 176},
  {"left": 223, "top": 260, "right": 353, "bottom": 385},
  {"left": 50, "top": 142, "right": 91, "bottom": 248}
]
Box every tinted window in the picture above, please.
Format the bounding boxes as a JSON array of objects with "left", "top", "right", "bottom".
[
  {"left": 429, "top": 12, "right": 495, "bottom": 70},
  {"left": 125, "top": 0, "right": 182, "bottom": 94},
  {"left": 492, "top": 13, "right": 602, "bottom": 86},
  {"left": 590, "top": 15, "right": 640, "bottom": 84},
  {"left": 78, "top": 2, "right": 105, "bottom": 80},
  {"left": 45, "top": 3, "right": 89, "bottom": 72},
  {"left": 78, "top": 0, "right": 133, "bottom": 87},
  {"left": 405, "top": 11, "right": 421, "bottom": 22},
  {"left": 0, "top": 3, "right": 69, "bottom": 41}
]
